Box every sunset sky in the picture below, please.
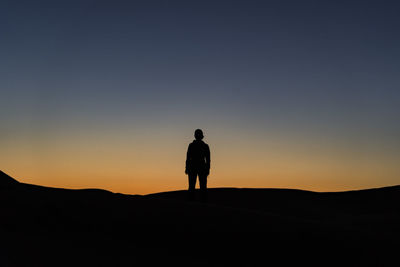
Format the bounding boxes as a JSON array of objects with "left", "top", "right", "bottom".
[{"left": 1, "top": 0, "right": 399, "bottom": 194}]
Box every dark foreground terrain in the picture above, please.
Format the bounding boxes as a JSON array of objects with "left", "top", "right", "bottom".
[{"left": 1, "top": 170, "right": 399, "bottom": 266}]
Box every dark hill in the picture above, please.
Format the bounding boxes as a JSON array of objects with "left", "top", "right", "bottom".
[
  {"left": 1, "top": 170, "right": 399, "bottom": 266},
  {"left": 0, "top": 170, "right": 19, "bottom": 187}
]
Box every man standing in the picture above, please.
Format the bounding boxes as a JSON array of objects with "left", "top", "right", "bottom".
[{"left": 185, "top": 129, "right": 210, "bottom": 201}]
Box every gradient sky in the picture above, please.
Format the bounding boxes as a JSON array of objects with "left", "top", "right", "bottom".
[{"left": 1, "top": 0, "right": 400, "bottom": 194}]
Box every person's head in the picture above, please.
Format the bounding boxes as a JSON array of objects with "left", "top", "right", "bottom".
[{"left": 194, "top": 129, "right": 204, "bottom": 140}]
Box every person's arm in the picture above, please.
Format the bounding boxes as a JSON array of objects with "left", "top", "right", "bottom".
[
  {"left": 185, "top": 144, "right": 191, "bottom": 174},
  {"left": 205, "top": 144, "right": 210, "bottom": 175}
]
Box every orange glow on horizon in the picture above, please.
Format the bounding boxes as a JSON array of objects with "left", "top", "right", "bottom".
[{"left": 2, "top": 129, "right": 399, "bottom": 194}]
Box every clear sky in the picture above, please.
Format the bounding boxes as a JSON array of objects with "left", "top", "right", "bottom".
[{"left": 1, "top": 0, "right": 399, "bottom": 194}]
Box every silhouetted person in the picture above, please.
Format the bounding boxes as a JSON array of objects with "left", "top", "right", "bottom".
[{"left": 185, "top": 129, "right": 210, "bottom": 201}]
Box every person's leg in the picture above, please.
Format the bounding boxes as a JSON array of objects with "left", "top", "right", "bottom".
[
  {"left": 199, "top": 174, "right": 208, "bottom": 202},
  {"left": 187, "top": 173, "right": 197, "bottom": 200}
]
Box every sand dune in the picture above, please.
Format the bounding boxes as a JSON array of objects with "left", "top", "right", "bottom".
[{"left": 1, "top": 170, "right": 398, "bottom": 266}]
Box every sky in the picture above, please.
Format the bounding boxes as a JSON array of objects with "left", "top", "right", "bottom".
[{"left": 1, "top": 0, "right": 400, "bottom": 194}]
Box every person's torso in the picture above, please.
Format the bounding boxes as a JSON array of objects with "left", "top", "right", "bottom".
[{"left": 189, "top": 141, "right": 208, "bottom": 164}]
